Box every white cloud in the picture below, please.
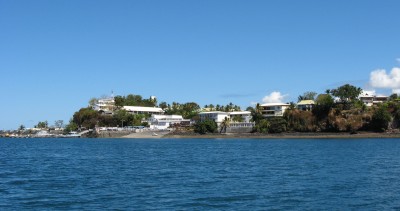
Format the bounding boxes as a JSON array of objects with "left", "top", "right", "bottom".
[
  {"left": 262, "top": 91, "right": 287, "bottom": 103},
  {"left": 370, "top": 67, "right": 400, "bottom": 93}
]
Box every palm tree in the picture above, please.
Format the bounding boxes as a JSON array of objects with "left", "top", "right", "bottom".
[{"left": 220, "top": 117, "right": 231, "bottom": 133}]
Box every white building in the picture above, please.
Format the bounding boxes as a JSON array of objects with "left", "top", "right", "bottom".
[
  {"left": 229, "top": 111, "right": 252, "bottom": 123},
  {"left": 123, "top": 106, "right": 164, "bottom": 115},
  {"left": 260, "top": 103, "right": 290, "bottom": 117},
  {"left": 198, "top": 111, "right": 254, "bottom": 131},
  {"left": 148, "top": 115, "right": 189, "bottom": 130},
  {"left": 359, "top": 91, "right": 389, "bottom": 107},
  {"left": 297, "top": 100, "right": 315, "bottom": 111},
  {"left": 93, "top": 97, "right": 115, "bottom": 113},
  {"left": 199, "top": 111, "right": 229, "bottom": 125}
]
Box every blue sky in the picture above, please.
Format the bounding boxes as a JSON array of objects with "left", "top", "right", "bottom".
[{"left": 1, "top": 0, "right": 400, "bottom": 129}]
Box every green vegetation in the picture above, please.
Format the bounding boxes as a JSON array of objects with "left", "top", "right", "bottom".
[
  {"left": 114, "top": 94, "right": 157, "bottom": 108},
  {"left": 35, "top": 121, "right": 48, "bottom": 129},
  {"left": 370, "top": 105, "right": 392, "bottom": 132},
  {"left": 220, "top": 117, "right": 230, "bottom": 133},
  {"left": 18, "top": 124, "right": 25, "bottom": 131},
  {"left": 194, "top": 119, "right": 217, "bottom": 134},
  {"left": 59, "top": 84, "right": 400, "bottom": 136},
  {"left": 298, "top": 91, "right": 317, "bottom": 101},
  {"left": 250, "top": 84, "right": 400, "bottom": 134},
  {"left": 253, "top": 119, "right": 270, "bottom": 133},
  {"left": 204, "top": 102, "right": 241, "bottom": 112},
  {"left": 163, "top": 102, "right": 200, "bottom": 119}
]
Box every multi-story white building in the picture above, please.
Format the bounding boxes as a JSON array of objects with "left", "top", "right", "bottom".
[
  {"left": 260, "top": 103, "right": 290, "bottom": 117},
  {"left": 93, "top": 97, "right": 115, "bottom": 113},
  {"left": 198, "top": 111, "right": 229, "bottom": 125},
  {"left": 148, "top": 115, "right": 190, "bottom": 130},
  {"left": 359, "top": 91, "right": 389, "bottom": 107},
  {"left": 228, "top": 111, "right": 252, "bottom": 122},
  {"left": 198, "top": 111, "right": 252, "bottom": 124},
  {"left": 198, "top": 111, "right": 254, "bottom": 132}
]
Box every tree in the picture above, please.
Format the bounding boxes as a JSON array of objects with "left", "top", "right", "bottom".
[
  {"left": 298, "top": 91, "right": 317, "bottom": 101},
  {"left": 114, "top": 95, "right": 125, "bottom": 108},
  {"left": 251, "top": 103, "right": 264, "bottom": 123},
  {"left": 64, "top": 120, "right": 78, "bottom": 133},
  {"left": 18, "top": 124, "right": 25, "bottom": 131},
  {"left": 194, "top": 119, "right": 217, "bottom": 134},
  {"left": 232, "top": 115, "right": 243, "bottom": 122},
  {"left": 159, "top": 101, "right": 168, "bottom": 110},
  {"left": 370, "top": 105, "right": 392, "bottom": 132},
  {"left": 246, "top": 106, "right": 255, "bottom": 113},
  {"left": 253, "top": 119, "right": 270, "bottom": 133},
  {"left": 313, "top": 94, "right": 334, "bottom": 119},
  {"left": 72, "top": 108, "right": 99, "bottom": 129},
  {"left": 88, "top": 98, "right": 98, "bottom": 107},
  {"left": 389, "top": 93, "right": 399, "bottom": 101},
  {"left": 220, "top": 117, "right": 231, "bottom": 133},
  {"left": 35, "top": 121, "right": 48, "bottom": 129},
  {"left": 54, "top": 120, "right": 64, "bottom": 129},
  {"left": 330, "top": 84, "right": 362, "bottom": 103},
  {"left": 268, "top": 117, "right": 287, "bottom": 133}
]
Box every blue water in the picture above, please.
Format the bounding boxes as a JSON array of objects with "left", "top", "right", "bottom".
[{"left": 1, "top": 138, "right": 400, "bottom": 210}]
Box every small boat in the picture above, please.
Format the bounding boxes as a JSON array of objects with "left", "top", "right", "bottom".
[{"left": 152, "top": 132, "right": 158, "bottom": 136}]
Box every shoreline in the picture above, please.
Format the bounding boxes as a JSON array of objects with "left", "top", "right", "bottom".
[{"left": 162, "top": 131, "right": 400, "bottom": 139}]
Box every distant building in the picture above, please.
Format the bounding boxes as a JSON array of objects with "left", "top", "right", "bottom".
[
  {"left": 260, "top": 103, "right": 290, "bottom": 117},
  {"left": 198, "top": 111, "right": 229, "bottom": 125},
  {"left": 198, "top": 111, "right": 254, "bottom": 130},
  {"left": 297, "top": 100, "right": 315, "bottom": 111},
  {"left": 93, "top": 97, "right": 115, "bottom": 113},
  {"left": 123, "top": 106, "right": 164, "bottom": 115},
  {"left": 229, "top": 111, "right": 252, "bottom": 123},
  {"left": 148, "top": 115, "right": 190, "bottom": 130},
  {"left": 359, "top": 91, "right": 389, "bottom": 106}
]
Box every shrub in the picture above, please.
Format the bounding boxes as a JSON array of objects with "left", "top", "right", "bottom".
[
  {"left": 194, "top": 119, "right": 217, "bottom": 134},
  {"left": 268, "top": 117, "right": 287, "bottom": 133},
  {"left": 369, "top": 105, "right": 391, "bottom": 132},
  {"left": 253, "top": 119, "right": 270, "bottom": 133}
]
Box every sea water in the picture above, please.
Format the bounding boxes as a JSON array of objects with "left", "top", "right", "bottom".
[{"left": 1, "top": 138, "right": 400, "bottom": 210}]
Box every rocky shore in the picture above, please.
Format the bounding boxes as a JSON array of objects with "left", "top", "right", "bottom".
[{"left": 163, "top": 130, "right": 400, "bottom": 139}]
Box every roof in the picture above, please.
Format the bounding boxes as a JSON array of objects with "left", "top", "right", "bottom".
[
  {"left": 359, "top": 91, "right": 375, "bottom": 97},
  {"left": 123, "top": 106, "right": 164, "bottom": 112},
  {"left": 297, "top": 100, "right": 315, "bottom": 105},
  {"left": 229, "top": 111, "right": 251, "bottom": 115},
  {"left": 260, "top": 103, "right": 290, "bottom": 106},
  {"left": 199, "top": 111, "right": 229, "bottom": 115},
  {"left": 152, "top": 115, "right": 184, "bottom": 119}
]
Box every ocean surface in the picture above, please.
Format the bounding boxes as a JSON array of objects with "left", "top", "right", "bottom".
[{"left": 1, "top": 138, "right": 400, "bottom": 210}]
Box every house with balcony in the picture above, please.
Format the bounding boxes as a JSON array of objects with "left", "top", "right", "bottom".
[
  {"left": 260, "top": 103, "right": 290, "bottom": 117},
  {"left": 198, "top": 111, "right": 229, "bottom": 125},
  {"left": 229, "top": 111, "right": 252, "bottom": 123},
  {"left": 359, "top": 91, "right": 389, "bottom": 106},
  {"left": 198, "top": 111, "right": 254, "bottom": 132},
  {"left": 148, "top": 114, "right": 190, "bottom": 130},
  {"left": 93, "top": 97, "right": 115, "bottom": 113}
]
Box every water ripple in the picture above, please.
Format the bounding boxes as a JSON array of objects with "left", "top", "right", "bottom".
[{"left": 1, "top": 138, "right": 400, "bottom": 210}]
